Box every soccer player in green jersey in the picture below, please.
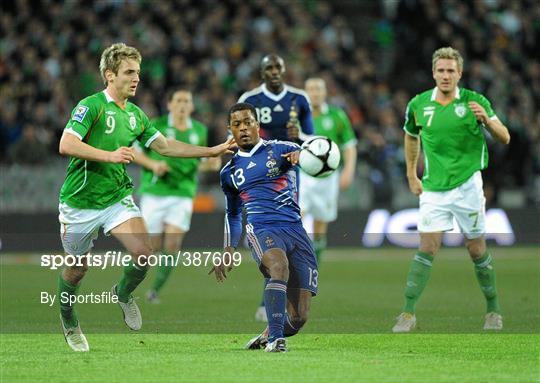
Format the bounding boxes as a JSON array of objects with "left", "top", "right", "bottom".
[
  {"left": 133, "top": 89, "right": 221, "bottom": 303},
  {"left": 57, "top": 43, "right": 234, "bottom": 351},
  {"left": 301, "top": 78, "right": 357, "bottom": 262},
  {"left": 392, "top": 47, "right": 511, "bottom": 333}
]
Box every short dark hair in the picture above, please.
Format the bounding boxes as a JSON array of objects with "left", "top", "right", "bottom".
[
  {"left": 167, "top": 88, "right": 191, "bottom": 102},
  {"left": 228, "top": 102, "right": 258, "bottom": 124},
  {"left": 260, "top": 54, "right": 285, "bottom": 71}
]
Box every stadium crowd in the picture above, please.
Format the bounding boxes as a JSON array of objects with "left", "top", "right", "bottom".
[{"left": 1, "top": 0, "right": 538, "bottom": 206}]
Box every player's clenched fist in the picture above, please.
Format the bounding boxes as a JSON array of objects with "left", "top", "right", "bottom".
[
  {"left": 468, "top": 102, "right": 489, "bottom": 125},
  {"left": 407, "top": 176, "right": 423, "bottom": 196},
  {"left": 152, "top": 161, "right": 170, "bottom": 176},
  {"left": 109, "top": 147, "right": 135, "bottom": 163}
]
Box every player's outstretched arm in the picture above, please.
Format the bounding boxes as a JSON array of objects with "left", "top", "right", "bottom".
[
  {"left": 149, "top": 135, "right": 236, "bottom": 158},
  {"left": 132, "top": 147, "right": 169, "bottom": 176},
  {"left": 59, "top": 132, "right": 134, "bottom": 163},
  {"left": 404, "top": 133, "right": 423, "bottom": 196}
]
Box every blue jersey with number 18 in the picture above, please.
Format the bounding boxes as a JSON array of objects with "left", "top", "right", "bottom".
[
  {"left": 238, "top": 84, "right": 314, "bottom": 141},
  {"left": 220, "top": 139, "right": 301, "bottom": 248}
]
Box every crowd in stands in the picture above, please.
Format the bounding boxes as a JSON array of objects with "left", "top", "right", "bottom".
[{"left": 1, "top": 0, "right": 538, "bottom": 205}]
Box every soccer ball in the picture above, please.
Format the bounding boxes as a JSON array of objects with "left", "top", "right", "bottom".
[{"left": 299, "top": 136, "right": 340, "bottom": 177}]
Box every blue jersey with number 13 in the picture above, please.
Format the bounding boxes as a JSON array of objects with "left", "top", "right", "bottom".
[{"left": 220, "top": 139, "right": 301, "bottom": 248}]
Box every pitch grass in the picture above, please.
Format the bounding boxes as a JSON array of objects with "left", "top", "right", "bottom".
[
  {"left": 1, "top": 333, "right": 538, "bottom": 383},
  {"left": 1, "top": 247, "right": 539, "bottom": 382}
]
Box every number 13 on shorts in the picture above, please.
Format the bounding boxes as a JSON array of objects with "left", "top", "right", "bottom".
[{"left": 308, "top": 267, "right": 318, "bottom": 289}]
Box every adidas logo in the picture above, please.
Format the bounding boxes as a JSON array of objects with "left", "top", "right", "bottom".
[
  {"left": 247, "top": 161, "right": 256, "bottom": 169},
  {"left": 273, "top": 104, "right": 284, "bottom": 112}
]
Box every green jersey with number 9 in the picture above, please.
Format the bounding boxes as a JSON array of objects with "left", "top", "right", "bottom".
[
  {"left": 403, "top": 87, "right": 498, "bottom": 192},
  {"left": 59, "top": 90, "right": 161, "bottom": 209}
]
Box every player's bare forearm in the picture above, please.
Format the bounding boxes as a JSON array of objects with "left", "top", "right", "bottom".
[
  {"left": 342, "top": 146, "right": 357, "bottom": 177},
  {"left": 150, "top": 135, "right": 235, "bottom": 158},
  {"left": 404, "top": 133, "right": 423, "bottom": 195},
  {"left": 340, "top": 145, "right": 357, "bottom": 190},
  {"left": 132, "top": 149, "right": 155, "bottom": 170},
  {"left": 484, "top": 118, "right": 511, "bottom": 145},
  {"left": 132, "top": 149, "right": 169, "bottom": 176},
  {"left": 198, "top": 157, "right": 222, "bottom": 172},
  {"left": 404, "top": 133, "right": 420, "bottom": 178},
  {"left": 59, "top": 132, "right": 133, "bottom": 163}
]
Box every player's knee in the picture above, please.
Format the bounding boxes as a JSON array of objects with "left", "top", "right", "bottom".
[
  {"left": 418, "top": 244, "right": 439, "bottom": 257},
  {"left": 132, "top": 247, "right": 153, "bottom": 270},
  {"left": 268, "top": 261, "right": 289, "bottom": 280},
  {"left": 65, "top": 264, "right": 88, "bottom": 282},
  {"left": 131, "top": 243, "right": 153, "bottom": 258},
  {"left": 467, "top": 242, "right": 486, "bottom": 259}
]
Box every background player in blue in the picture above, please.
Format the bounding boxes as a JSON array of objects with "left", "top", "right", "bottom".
[
  {"left": 238, "top": 54, "right": 314, "bottom": 142},
  {"left": 238, "top": 54, "right": 315, "bottom": 321},
  {"left": 210, "top": 103, "right": 318, "bottom": 353}
]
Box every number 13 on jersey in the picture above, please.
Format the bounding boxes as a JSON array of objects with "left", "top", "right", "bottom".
[{"left": 230, "top": 168, "right": 245, "bottom": 188}]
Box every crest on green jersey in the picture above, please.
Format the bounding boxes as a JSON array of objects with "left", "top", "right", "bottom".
[
  {"left": 323, "top": 117, "right": 333, "bottom": 130},
  {"left": 454, "top": 104, "right": 466, "bottom": 118},
  {"left": 128, "top": 113, "right": 136, "bottom": 130}
]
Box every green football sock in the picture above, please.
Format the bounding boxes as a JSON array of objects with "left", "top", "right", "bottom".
[
  {"left": 151, "top": 253, "right": 174, "bottom": 293},
  {"left": 473, "top": 251, "right": 500, "bottom": 314},
  {"left": 58, "top": 275, "right": 79, "bottom": 328},
  {"left": 116, "top": 262, "right": 147, "bottom": 303},
  {"left": 403, "top": 252, "right": 434, "bottom": 314},
  {"left": 313, "top": 235, "right": 327, "bottom": 264}
]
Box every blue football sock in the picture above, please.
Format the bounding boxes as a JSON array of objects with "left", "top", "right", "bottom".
[
  {"left": 259, "top": 278, "right": 268, "bottom": 307},
  {"left": 264, "top": 279, "right": 287, "bottom": 342}
]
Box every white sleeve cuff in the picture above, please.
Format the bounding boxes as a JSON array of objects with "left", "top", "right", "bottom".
[
  {"left": 403, "top": 126, "right": 419, "bottom": 137},
  {"left": 144, "top": 131, "right": 162, "bottom": 148},
  {"left": 64, "top": 128, "right": 83, "bottom": 140}
]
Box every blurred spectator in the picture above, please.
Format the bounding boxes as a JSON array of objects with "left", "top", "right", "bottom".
[
  {"left": 0, "top": 0, "right": 538, "bottom": 206},
  {"left": 7, "top": 124, "right": 50, "bottom": 165}
]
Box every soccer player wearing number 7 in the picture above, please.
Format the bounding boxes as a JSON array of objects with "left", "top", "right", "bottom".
[
  {"left": 211, "top": 103, "right": 318, "bottom": 352},
  {"left": 57, "top": 43, "right": 235, "bottom": 352},
  {"left": 393, "top": 47, "right": 511, "bottom": 333}
]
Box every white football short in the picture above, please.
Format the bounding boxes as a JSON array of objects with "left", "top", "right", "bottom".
[
  {"left": 59, "top": 195, "right": 142, "bottom": 255},
  {"left": 418, "top": 171, "right": 486, "bottom": 239},
  {"left": 140, "top": 194, "right": 193, "bottom": 234},
  {"left": 299, "top": 170, "right": 339, "bottom": 222}
]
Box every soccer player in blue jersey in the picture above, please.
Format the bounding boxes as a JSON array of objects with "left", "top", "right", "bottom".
[
  {"left": 238, "top": 54, "right": 315, "bottom": 321},
  {"left": 238, "top": 54, "right": 314, "bottom": 142},
  {"left": 210, "top": 103, "right": 318, "bottom": 352}
]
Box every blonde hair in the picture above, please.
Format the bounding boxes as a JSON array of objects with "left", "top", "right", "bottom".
[
  {"left": 432, "top": 47, "right": 463, "bottom": 72},
  {"left": 99, "top": 43, "right": 142, "bottom": 85},
  {"left": 305, "top": 77, "right": 326, "bottom": 88}
]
